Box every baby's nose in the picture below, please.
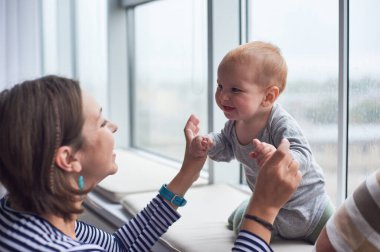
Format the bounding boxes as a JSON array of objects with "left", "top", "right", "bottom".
[{"left": 220, "top": 91, "right": 230, "bottom": 101}]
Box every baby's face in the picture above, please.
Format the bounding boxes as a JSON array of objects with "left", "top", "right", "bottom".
[{"left": 215, "top": 61, "right": 267, "bottom": 121}]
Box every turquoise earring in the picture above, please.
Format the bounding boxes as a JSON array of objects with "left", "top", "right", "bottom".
[{"left": 78, "top": 175, "right": 84, "bottom": 191}]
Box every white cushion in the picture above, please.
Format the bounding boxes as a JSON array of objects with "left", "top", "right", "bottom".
[
  {"left": 121, "top": 184, "right": 313, "bottom": 252},
  {"left": 95, "top": 149, "right": 208, "bottom": 203}
]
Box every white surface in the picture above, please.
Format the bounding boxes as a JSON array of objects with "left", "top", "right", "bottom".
[
  {"left": 121, "top": 184, "right": 314, "bottom": 252},
  {"left": 95, "top": 149, "right": 208, "bottom": 202}
]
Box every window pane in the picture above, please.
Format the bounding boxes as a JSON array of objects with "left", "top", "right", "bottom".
[
  {"left": 75, "top": 0, "right": 108, "bottom": 113},
  {"left": 348, "top": 0, "right": 380, "bottom": 194},
  {"left": 133, "top": 0, "right": 207, "bottom": 161},
  {"left": 249, "top": 0, "right": 339, "bottom": 203}
]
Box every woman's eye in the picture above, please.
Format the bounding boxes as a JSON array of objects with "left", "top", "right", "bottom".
[{"left": 101, "top": 120, "right": 108, "bottom": 127}]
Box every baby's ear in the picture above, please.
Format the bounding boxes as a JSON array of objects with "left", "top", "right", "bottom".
[{"left": 262, "top": 86, "right": 280, "bottom": 107}]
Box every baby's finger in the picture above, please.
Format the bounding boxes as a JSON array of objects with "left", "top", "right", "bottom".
[
  {"left": 200, "top": 138, "right": 209, "bottom": 150},
  {"left": 196, "top": 136, "right": 204, "bottom": 146},
  {"left": 254, "top": 141, "right": 264, "bottom": 154},
  {"left": 252, "top": 138, "right": 262, "bottom": 148},
  {"left": 250, "top": 151, "right": 258, "bottom": 159}
]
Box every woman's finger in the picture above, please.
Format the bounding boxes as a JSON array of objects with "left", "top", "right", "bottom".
[{"left": 264, "top": 139, "right": 292, "bottom": 167}]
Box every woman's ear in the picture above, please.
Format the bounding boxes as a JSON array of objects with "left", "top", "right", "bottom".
[
  {"left": 262, "top": 86, "right": 280, "bottom": 107},
  {"left": 54, "top": 146, "right": 82, "bottom": 173}
]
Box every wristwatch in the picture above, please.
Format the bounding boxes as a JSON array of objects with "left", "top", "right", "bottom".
[{"left": 159, "top": 184, "right": 187, "bottom": 207}]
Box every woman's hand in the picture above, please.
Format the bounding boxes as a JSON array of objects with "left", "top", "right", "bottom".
[
  {"left": 251, "top": 139, "right": 301, "bottom": 218},
  {"left": 181, "top": 115, "right": 209, "bottom": 179},
  {"left": 165, "top": 115, "right": 208, "bottom": 209},
  {"left": 250, "top": 139, "right": 277, "bottom": 167},
  {"left": 241, "top": 139, "right": 302, "bottom": 242}
]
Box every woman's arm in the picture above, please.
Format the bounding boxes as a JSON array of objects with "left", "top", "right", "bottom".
[
  {"left": 77, "top": 195, "right": 181, "bottom": 251},
  {"left": 315, "top": 169, "right": 380, "bottom": 252},
  {"left": 165, "top": 114, "right": 208, "bottom": 210},
  {"left": 314, "top": 228, "right": 336, "bottom": 252},
  {"left": 76, "top": 115, "right": 208, "bottom": 251}
]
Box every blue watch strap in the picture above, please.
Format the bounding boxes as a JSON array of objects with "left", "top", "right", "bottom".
[{"left": 159, "top": 184, "right": 187, "bottom": 207}]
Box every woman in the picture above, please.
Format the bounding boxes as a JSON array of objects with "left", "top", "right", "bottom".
[{"left": 0, "top": 75, "right": 301, "bottom": 251}]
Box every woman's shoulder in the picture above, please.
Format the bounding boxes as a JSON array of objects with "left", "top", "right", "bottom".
[{"left": 0, "top": 199, "right": 104, "bottom": 251}]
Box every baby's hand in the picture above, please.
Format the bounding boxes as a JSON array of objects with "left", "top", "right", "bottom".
[
  {"left": 189, "top": 136, "right": 214, "bottom": 158},
  {"left": 250, "top": 139, "right": 276, "bottom": 167}
]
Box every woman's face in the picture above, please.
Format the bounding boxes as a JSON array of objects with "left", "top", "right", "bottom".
[{"left": 76, "top": 92, "right": 118, "bottom": 188}]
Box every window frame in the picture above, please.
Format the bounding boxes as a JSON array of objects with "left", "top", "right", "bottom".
[
  {"left": 243, "top": 0, "right": 349, "bottom": 206},
  {"left": 110, "top": 0, "right": 357, "bottom": 206}
]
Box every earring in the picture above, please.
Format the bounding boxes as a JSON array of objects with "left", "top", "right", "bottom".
[{"left": 78, "top": 175, "right": 84, "bottom": 191}]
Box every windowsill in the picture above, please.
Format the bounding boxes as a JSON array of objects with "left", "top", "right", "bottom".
[
  {"left": 85, "top": 147, "right": 210, "bottom": 225},
  {"left": 84, "top": 192, "right": 176, "bottom": 251},
  {"left": 85, "top": 148, "right": 211, "bottom": 251},
  {"left": 93, "top": 148, "right": 209, "bottom": 203},
  {"left": 85, "top": 148, "right": 313, "bottom": 252}
]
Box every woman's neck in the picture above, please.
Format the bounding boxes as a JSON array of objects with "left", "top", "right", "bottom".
[{"left": 41, "top": 213, "right": 77, "bottom": 239}]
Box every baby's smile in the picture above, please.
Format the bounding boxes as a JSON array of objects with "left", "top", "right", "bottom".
[{"left": 223, "top": 105, "right": 235, "bottom": 111}]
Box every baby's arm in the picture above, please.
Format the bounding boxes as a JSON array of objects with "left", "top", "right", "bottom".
[
  {"left": 250, "top": 139, "right": 277, "bottom": 167},
  {"left": 189, "top": 135, "right": 214, "bottom": 158}
]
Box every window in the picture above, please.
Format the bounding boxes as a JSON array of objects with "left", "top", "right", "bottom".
[
  {"left": 74, "top": 0, "right": 108, "bottom": 113},
  {"left": 118, "top": 0, "right": 380, "bottom": 201},
  {"left": 40, "top": 0, "right": 108, "bottom": 113},
  {"left": 131, "top": 0, "right": 208, "bottom": 161},
  {"left": 348, "top": 0, "right": 380, "bottom": 194},
  {"left": 248, "top": 0, "right": 339, "bottom": 203}
]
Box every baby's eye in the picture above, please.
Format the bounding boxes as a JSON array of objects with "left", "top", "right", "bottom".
[
  {"left": 217, "top": 84, "right": 223, "bottom": 90},
  {"left": 231, "top": 87, "right": 241, "bottom": 93},
  {"left": 101, "top": 120, "right": 108, "bottom": 127}
]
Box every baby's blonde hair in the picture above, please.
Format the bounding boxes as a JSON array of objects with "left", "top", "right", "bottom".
[{"left": 219, "top": 41, "right": 288, "bottom": 93}]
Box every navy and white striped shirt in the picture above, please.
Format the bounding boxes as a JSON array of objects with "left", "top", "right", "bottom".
[
  {"left": 0, "top": 194, "right": 272, "bottom": 251},
  {"left": 0, "top": 194, "right": 179, "bottom": 251},
  {"left": 232, "top": 230, "right": 273, "bottom": 252}
]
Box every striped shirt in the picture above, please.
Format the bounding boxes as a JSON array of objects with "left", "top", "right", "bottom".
[
  {"left": 232, "top": 230, "right": 273, "bottom": 252},
  {"left": 0, "top": 195, "right": 180, "bottom": 251},
  {"left": 0, "top": 194, "right": 273, "bottom": 252},
  {"left": 324, "top": 169, "right": 380, "bottom": 252}
]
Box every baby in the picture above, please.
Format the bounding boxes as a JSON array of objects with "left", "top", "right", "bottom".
[{"left": 190, "top": 41, "right": 333, "bottom": 244}]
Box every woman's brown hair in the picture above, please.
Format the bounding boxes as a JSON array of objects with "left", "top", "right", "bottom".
[{"left": 0, "top": 75, "right": 85, "bottom": 221}]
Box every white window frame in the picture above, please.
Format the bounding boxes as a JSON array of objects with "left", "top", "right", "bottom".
[
  {"left": 108, "top": 0, "right": 242, "bottom": 184},
  {"left": 108, "top": 0, "right": 354, "bottom": 206},
  {"left": 243, "top": 0, "right": 350, "bottom": 206}
]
